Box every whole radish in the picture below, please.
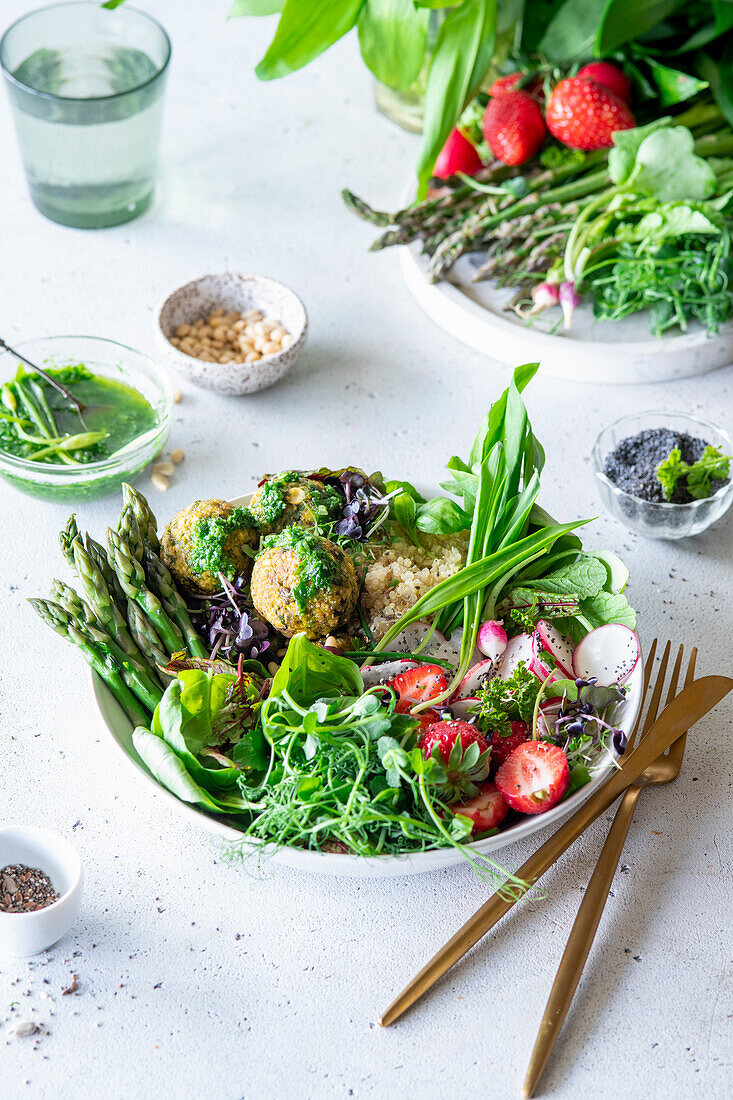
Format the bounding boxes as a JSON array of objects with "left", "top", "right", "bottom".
[{"left": 433, "top": 128, "right": 483, "bottom": 179}]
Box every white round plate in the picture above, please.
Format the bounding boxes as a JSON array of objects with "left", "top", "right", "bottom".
[
  {"left": 90, "top": 490, "right": 643, "bottom": 876},
  {"left": 400, "top": 239, "right": 733, "bottom": 385}
]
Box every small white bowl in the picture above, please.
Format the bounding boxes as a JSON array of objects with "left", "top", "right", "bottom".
[
  {"left": 0, "top": 827, "right": 83, "bottom": 957},
  {"left": 157, "top": 273, "right": 307, "bottom": 395}
]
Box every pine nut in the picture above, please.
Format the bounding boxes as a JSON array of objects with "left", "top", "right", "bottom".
[
  {"left": 167, "top": 305, "right": 292, "bottom": 366},
  {"left": 170, "top": 448, "right": 184, "bottom": 463},
  {"left": 173, "top": 390, "right": 182, "bottom": 403},
  {"left": 153, "top": 460, "right": 175, "bottom": 476},
  {"left": 151, "top": 472, "right": 169, "bottom": 491}
]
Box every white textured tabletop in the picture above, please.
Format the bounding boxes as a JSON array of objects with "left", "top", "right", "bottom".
[{"left": 1, "top": 3, "right": 732, "bottom": 1097}]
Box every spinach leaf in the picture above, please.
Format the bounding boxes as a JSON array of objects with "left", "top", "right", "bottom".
[
  {"left": 155, "top": 669, "right": 237, "bottom": 755},
  {"left": 417, "top": 0, "right": 497, "bottom": 196},
  {"left": 522, "top": 555, "right": 607, "bottom": 599},
  {"left": 579, "top": 589, "right": 637, "bottom": 631},
  {"left": 607, "top": 118, "right": 673, "bottom": 186},
  {"left": 270, "top": 634, "right": 364, "bottom": 706},
  {"left": 611, "top": 126, "right": 716, "bottom": 201},
  {"left": 358, "top": 0, "right": 429, "bottom": 92},
  {"left": 132, "top": 728, "right": 248, "bottom": 813},
  {"left": 255, "top": 0, "right": 364, "bottom": 81}
]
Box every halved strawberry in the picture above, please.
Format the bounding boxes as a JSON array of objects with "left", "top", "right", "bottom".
[
  {"left": 419, "top": 719, "right": 490, "bottom": 801},
  {"left": 390, "top": 664, "right": 447, "bottom": 714},
  {"left": 449, "top": 781, "right": 508, "bottom": 834},
  {"left": 494, "top": 740, "right": 569, "bottom": 815},
  {"left": 488, "top": 719, "right": 529, "bottom": 771}
]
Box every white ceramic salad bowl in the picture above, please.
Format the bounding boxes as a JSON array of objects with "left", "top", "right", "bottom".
[{"left": 90, "top": 491, "right": 644, "bottom": 878}]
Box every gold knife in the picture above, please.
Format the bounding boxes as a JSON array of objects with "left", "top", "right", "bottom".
[{"left": 380, "top": 675, "right": 733, "bottom": 1027}]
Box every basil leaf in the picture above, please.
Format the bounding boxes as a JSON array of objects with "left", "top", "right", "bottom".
[
  {"left": 417, "top": 0, "right": 497, "bottom": 196},
  {"left": 358, "top": 0, "right": 429, "bottom": 92},
  {"left": 229, "top": 0, "right": 283, "bottom": 15},
  {"left": 393, "top": 491, "right": 418, "bottom": 540},
  {"left": 416, "top": 497, "right": 471, "bottom": 534},
  {"left": 255, "top": 0, "right": 364, "bottom": 81}
]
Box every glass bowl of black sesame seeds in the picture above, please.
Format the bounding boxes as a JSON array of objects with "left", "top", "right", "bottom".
[{"left": 593, "top": 412, "right": 733, "bottom": 540}]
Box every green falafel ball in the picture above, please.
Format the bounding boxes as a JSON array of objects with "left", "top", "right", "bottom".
[
  {"left": 160, "top": 499, "right": 258, "bottom": 595},
  {"left": 250, "top": 526, "right": 358, "bottom": 639},
  {"left": 248, "top": 472, "right": 343, "bottom": 535}
]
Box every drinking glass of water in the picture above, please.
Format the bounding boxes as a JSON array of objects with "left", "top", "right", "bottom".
[{"left": 0, "top": 2, "right": 171, "bottom": 228}]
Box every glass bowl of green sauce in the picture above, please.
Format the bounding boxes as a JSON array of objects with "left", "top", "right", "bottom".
[{"left": 0, "top": 335, "right": 173, "bottom": 501}]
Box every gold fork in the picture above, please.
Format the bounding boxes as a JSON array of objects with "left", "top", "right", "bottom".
[
  {"left": 379, "top": 641, "right": 733, "bottom": 1028},
  {"left": 523, "top": 641, "right": 696, "bottom": 1097}
]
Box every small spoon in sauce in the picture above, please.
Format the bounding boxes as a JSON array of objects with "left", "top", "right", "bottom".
[{"left": 0, "top": 337, "right": 89, "bottom": 428}]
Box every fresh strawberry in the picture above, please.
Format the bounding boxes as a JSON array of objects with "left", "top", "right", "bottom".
[
  {"left": 488, "top": 72, "right": 523, "bottom": 97},
  {"left": 482, "top": 90, "right": 546, "bottom": 166},
  {"left": 577, "top": 61, "right": 632, "bottom": 105},
  {"left": 546, "top": 77, "right": 635, "bottom": 151},
  {"left": 390, "top": 664, "right": 447, "bottom": 714},
  {"left": 495, "top": 740, "right": 569, "bottom": 815},
  {"left": 449, "top": 781, "right": 508, "bottom": 835},
  {"left": 433, "top": 127, "right": 483, "bottom": 180},
  {"left": 488, "top": 72, "right": 544, "bottom": 99},
  {"left": 419, "top": 719, "right": 490, "bottom": 800},
  {"left": 416, "top": 706, "right": 441, "bottom": 733},
  {"left": 488, "top": 719, "right": 529, "bottom": 771}
]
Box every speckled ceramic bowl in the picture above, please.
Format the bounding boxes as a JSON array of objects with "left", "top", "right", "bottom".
[{"left": 157, "top": 274, "right": 307, "bottom": 395}]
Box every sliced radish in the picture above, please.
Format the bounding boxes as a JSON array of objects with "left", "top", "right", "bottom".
[
  {"left": 531, "top": 621, "right": 574, "bottom": 681},
  {"left": 477, "top": 620, "right": 508, "bottom": 662},
  {"left": 449, "top": 696, "right": 481, "bottom": 721},
  {"left": 572, "top": 624, "right": 640, "bottom": 685},
  {"left": 360, "top": 659, "right": 417, "bottom": 688},
  {"left": 496, "top": 633, "right": 535, "bottom": 681},
  {"left": 539, "top": 698, "right": 562, "bottom": 736},
  {"left": 451, "top": 659, "right": 498, "bottom": 701}
]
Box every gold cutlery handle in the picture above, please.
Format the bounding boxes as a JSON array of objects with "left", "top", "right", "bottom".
[
  {"left": 522, "top": 787, "right": 641, "bottom": 1097},
  {"left": 379, "top": 676, "right": 733, "bottom": 1028}
]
